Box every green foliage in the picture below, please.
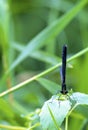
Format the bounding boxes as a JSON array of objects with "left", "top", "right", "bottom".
[
  {"left": 9, "top": 0, "right": 87, "bottom": 71},
  {"left": 0, "top": 0, "right": 88, "bottom": 130},
  {"left": 37, "top": 78, "right": 60, "bottom": 94},
  {"left": 40, "top": 92, "right": 88, "bottom": 130},
  {"left": 40, "top": 95, "right": 71, "bottom": 130}
]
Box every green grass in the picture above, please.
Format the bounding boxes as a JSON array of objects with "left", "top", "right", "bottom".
[{"left": 0, "top": 0, "right": 88, "bottom": 130}]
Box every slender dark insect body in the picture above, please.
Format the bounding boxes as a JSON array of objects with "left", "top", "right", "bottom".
[{"left": 60, "top": 45, "right": 68, "bottom": 95}]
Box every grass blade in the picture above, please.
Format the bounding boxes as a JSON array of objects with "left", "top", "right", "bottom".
[
  {"left": 9, "top": 0, "right": 87, "bottom": 71},
  {"left": 12, "top": 42, "right": 61, "bottom": 65},
  {"left": 37, "top": 78, "right": 60, "bottom": 94}
]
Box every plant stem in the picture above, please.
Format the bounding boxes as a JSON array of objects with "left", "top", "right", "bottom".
[
  {"left": 0, "top": 124, "right": 26, "bottom": 130},
  {"left": 0, "top": 0, "right": 13, "bottom": 102},
  {"left": 65, "top": 104, "right": 79, "bottom": 130},
  {"left": 68, "top": 104, "right": 77, "bottom": 116},
  {"left": 27, "top": 123, "right": 40, "bottom": 130},
  {"left": 0, "top": 47, "right": 88, "bottom": 97},
  {"left": 0, "top": 63, "right": 61, "bottom": 97},
  {"left": 65, "top": 116, "right": 68, "bottom": 130}
]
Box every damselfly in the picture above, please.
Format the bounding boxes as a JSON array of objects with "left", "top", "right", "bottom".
[{"left": 60, "top": 45, "right": 68, "bottom": 95}]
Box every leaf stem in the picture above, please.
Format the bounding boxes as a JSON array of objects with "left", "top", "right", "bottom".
[
  {"left": 28, "top": 123, "right": 40, "bottom": 130},
  {"left": 0, "top": 124, "right": 26, "bottom": 130},
  {"left": 0, "top": 47, "right": 88, "bottom": 97},
  {"left": 65, "top": 116, "right": 68, "bottom": 130}
]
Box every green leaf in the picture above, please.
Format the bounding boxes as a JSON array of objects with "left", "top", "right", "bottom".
[
  {"left": 74, "top": 105, "right": 88, "bottom": 118},
  {"left": 12, "top": 42, "right": 61, "bottom": 65},
  {"left": 39, "top": 95, "right": 72, "bottom": 130},
  {"left": 71, "top": 92, "right": 88, "bottom": 105},
  {"left": 69, "top": 92, "right": 88, "bottom": 118},
  {"left": 0, "top": 98, "right": 16, "bottom": 124},
  {"left": 37, "top": 78, "right": 60, "bottom": 94},
  {"left": 0, "top": 99, "right": 28, "bottom": 125},
  {"left": 0, "top": 98, "right": 14, "bottom": 119},
  {"left": 9, "top": 0, "right": 87, "bottom": 71},
  {"left": 31, "top": 51, "right": 61, "bottom": 65},
  {"left": 0, "top": 0, "right": 7, "bottom": 27},
  {"left": 0, "top": 0, "right": 10, "bottom": 36},
  {"left": 47, "top": 105, "right": 60, "bottom": 130}
]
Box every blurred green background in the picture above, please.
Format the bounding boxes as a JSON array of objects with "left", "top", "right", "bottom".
[{"left": 0, "top": 0, "right": 88, "bottom": 130}]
